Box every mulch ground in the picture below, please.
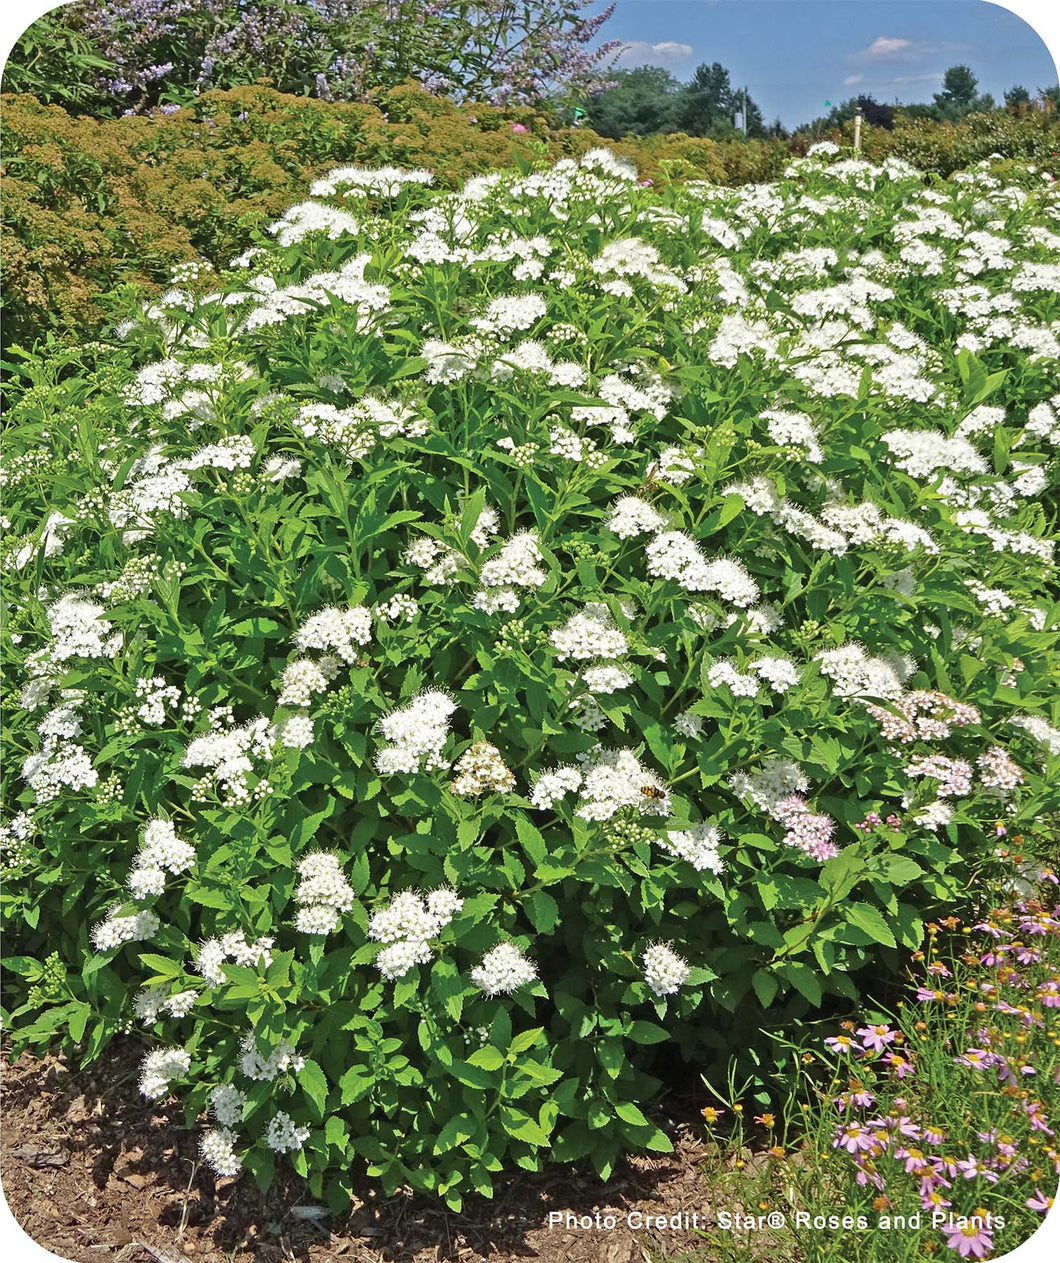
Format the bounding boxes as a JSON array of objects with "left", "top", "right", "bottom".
[{"left": 2, "top": 1040, "right": 731, "bottom": 1263}]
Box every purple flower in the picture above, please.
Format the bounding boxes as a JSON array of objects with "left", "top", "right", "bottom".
[
  {"left": 857, "top": 1024, "right": 896, "bottom": 1052},
  {"left": 940, "top": 1218, "right": 993, "bottom": 1259},
  {"left": 1027, "top": 1188, "right": 1054, "bottom": 1212}
]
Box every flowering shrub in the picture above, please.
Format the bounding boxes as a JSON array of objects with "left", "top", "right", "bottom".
[
  {"left": 6, "top": 85, "right": 1056, "bottom": 355},
  {"left": 2, "top": 144, "right": 1059, "bottom": 1211},
  {"left": 57, "top": 0, "right": 617, "bottom": 110},
  {"left": 2, "top": 84, "right": 733, "bottom": 354},
  {"left": 696, "top": 898, "right": 1060, "bottom": 1261}
]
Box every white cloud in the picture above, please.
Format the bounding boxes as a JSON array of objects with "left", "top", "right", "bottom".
[
  {"left": 861, "top": 36, "right": 913, "bottom": 60},
  {"left": 843, "top": 74, "right": 865, "bottom": 87},
  {"left": 616, "top": 40, "right": 694, "bottom": 69},
  {"left": 889, "top": 72, "right": 945, "bottom": 87}
]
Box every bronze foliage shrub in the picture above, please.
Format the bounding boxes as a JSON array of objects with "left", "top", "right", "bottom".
[{"left": 3, "top": 82, "right": 1057, "bottom": 353}]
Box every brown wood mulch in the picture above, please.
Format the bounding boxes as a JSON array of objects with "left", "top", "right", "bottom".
[{"left": 1, "top": 1040, "right": 730, "bottom": 1263}]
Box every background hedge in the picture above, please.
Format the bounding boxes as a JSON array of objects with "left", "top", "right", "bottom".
[{"left": 3, "top": 82, "right": 1058, "bottom": 354}]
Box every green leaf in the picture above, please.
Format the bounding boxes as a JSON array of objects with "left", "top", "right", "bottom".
[
  {"left": 525, "top": 890, "right": 559, "bottom": 933},
  {"left": 500, "top": 1106, "right": 550, "bottom": 1146},
  {"left": 467, "top": 1046, "right": 504, "bottom": 1071},
  {"left": 751, "top": 969, "right": 779, "bottom": 1008},
  {"left": 776, "top": 961, "right": 823, "bottom": 1005},
  {"left": 627, "top": 1021, "right": 668, "bottom": 1044},
  {"left": 299, "top": 1060, "right": 329, "bottom": 1118},
  {"left": 845, "top": 902, "right": 897, "bottom": 948},
  {"left": 615, "top": 1101, "right": 648, "bottom": 1127}
]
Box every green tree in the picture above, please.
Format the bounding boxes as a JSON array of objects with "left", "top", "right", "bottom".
[
  {"left": 932, "top": 64, "right": 994, "bottom": 118},
  {"left": 934, "top": 64, "right": 980, "bottom": 112},
  {"left": 1004, "top": 84, "right": 1031, "bottom": 110},
  {"left": 584, "top": 66, "right": 682, "bottom": 138},
  {"left": 680, "top": 60, "right": 736, "bottom": 135}
]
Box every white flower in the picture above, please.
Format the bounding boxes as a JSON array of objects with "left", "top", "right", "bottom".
[
  {"left": 576, "top": 748, "right": 669, "bottom": 822},
  {"left": 529, "top": 766, "right": 583, "bottom": 810},
  {"left": 750, "top": 656, "right": 800, "bottom": 693},
  {"left": 471, "top": 943, "right": 537, "bottom": 996},
  {"left": 265, "top": 1111, "right": 311, "bottom": 1152},
  {"left": 643, "top": 943, "right": 689, "bottom": 997},
  {"left": 706, "top": 660, "right": 760, "bottom": 697},
  {"left": 661, "top": 823, "right": 724, "bottom": 873},
  {"left": 91, "top": 908, "right": 160, "bottom": 952},
  {"left": 606, "top": 496, "right": 666, "bottom": 539},
  {"left": 376, "top": 690, "right": 457, "bottom": 774},
  {"left": 200, "top": 1127, "right": 242, "bottom": 1176},
  {"left": 294, "top": 605, "right": 372, "bottom": 663},
  {"left": 210, "top": 1083, "right": 246, "bottom": 1127},
  {"left": 239, "top": 1033, "right": 304, "bottom": 1082},
  {"left": 294, "top": 852, "right": 354, "bottom": 934},
  {"left": 551, "top": 604, "right": 627, "bottom": 662},
  {"left": 450, "top": 742, "right": 516, "bottom": 796},
  {"left": 139, "top": 1047, "right": 191, "bottom": 1099}
]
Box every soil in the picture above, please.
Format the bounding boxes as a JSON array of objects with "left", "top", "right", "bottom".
[{"left": 1, "top": 1040, "right": 733, "bottom": 1263}]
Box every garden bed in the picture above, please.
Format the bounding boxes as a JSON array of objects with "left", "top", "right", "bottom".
[{"left": 3, "top": 1043, "right": 713, "bottom": 1263}]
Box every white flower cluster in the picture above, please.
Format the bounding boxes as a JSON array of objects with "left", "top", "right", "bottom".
[
  {"left": 238, "top": 1032, "right": 305, "bottom": 1081},
  {"left": 881, "top": 428, "right": 989, "bottom": 479},
  {"left": 729, "top": 757, "right": 809, "bottom": 814},
  {"left": 450, "top": 741, "right": 516, "bottom": 796},
  {"left": 269, "top": 200, "right": 359, "bottom": 246},
  {"left": 47, "top": 594, "right": 117, "bottom": 661},
  {"left": 551, "top": 604, "right": 628, "bottom": 662},
  {"left": 368, "top": 888, "right": 463, "bottom": 979},
  {"left": 130, "top": 675, "right": 181, "bottom": 726},
  {"left": 294, "top": 852, "right": 355, "bottom": 934},
  {"left": 310, "top": 165, "right": 433, "bottom": 198},
  {"left": 474, "top": 531, "right": 547, "bottom": 613},
  {"left": 1010, "top": 713, "right": 1060, "bottom": 759},
  {"left": 294, "top": 604, "right": 373, "bottom": 663},
  {"left": 642, "top": 943, "right": 690, "bottom": 997},
  {"left": 660, "top": 823, "right": 725, "bottom": 873},
  {"left": 404, "top": 535, "right": 466, "bottom": 583},
  {"left": 529, "top": 765, "right": 584, "bottom": 810},
  {"left": 471, "top": 293, "right": 547, "bottom": 335},
  {"left": 277, "top": 657, "right": 338, "bottom": 707},
  {"left": 139, "top": 1047, "right": 191, "bottom": 1099},
  {"left": 471, "top": 942, "right": 537, "bottom": 996},
  {"left": 183, "top": 714, "right": 277, "bottom": 804},
  {"left": 265, "top": 1111, "right": 312, "bottom": 1152},
  {"left": 376, "top": 690, "right": 457, "bottom": 774},
  {"left": 128, "top": 819, "right": 195, "bottom": 899},
  {"left": 576, "top": 748, "right": 670, "bottom": 822},
  {"left": 644, "top": 533, "right": 760, "bottom": 606},
  {"left": 606, "top": 496, "right": 666, "bottom": 539},
  {"left": 816, "top": 644, "right": 911, "bottom": 699},
  {"left": 134, "top": 985, "right": 197, "bottom": 1025},
  {"left": 91, "top": 907, "right": 161, "bottom": 952},
  {"left": 195, "top": 932, "right": 275, "bottom": 986}
]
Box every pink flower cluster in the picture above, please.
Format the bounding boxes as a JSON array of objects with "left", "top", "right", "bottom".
[
  {"left": 774, "top": 794, "right": 838, "bottom": 860},
  {"left": 976, "top": 746, "right": 1025, "bottom": 792},
  {"left": 905, "top": 755, "right": 974, "bottom": 798},
  {"left": 865, "top": 690, "right": 981, "bottom": 744}
]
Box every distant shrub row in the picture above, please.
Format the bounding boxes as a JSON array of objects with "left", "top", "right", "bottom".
[{"left": 4, "top": 83, "right": 1058, "bottom": 352}]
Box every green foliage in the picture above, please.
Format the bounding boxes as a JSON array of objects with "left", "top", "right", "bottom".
[
  {"left": 2, "top": 143, "right": 1058, "bottom": 1206},
  {"left": 585, "top": 67, "right": 685, "bottom": 139},
  {"left": 0, "top": 11, "right": 114, "bottom": 109}
]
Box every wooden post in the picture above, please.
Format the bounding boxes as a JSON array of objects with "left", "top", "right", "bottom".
[{"left": 854, "top": 106, "right": 863, "bottom": 153}]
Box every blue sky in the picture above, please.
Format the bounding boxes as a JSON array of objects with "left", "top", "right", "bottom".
[{"left": 594, "top": 1, "right": 1059, "bottom": 126}]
